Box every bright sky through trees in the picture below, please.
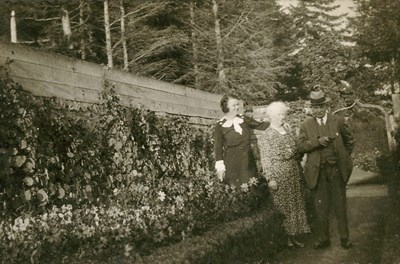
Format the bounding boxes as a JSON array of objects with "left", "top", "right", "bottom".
[{"left": 278, "top": 0, "right": 355, "bottom": 16}]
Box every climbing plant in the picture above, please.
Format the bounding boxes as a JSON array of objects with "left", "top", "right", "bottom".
[{"left": 0, "top": 62, "right": 272, "bottom": 263}]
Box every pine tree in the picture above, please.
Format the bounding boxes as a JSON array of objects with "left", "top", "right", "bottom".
[
  {"left": 350, "top": 0, "right": 400, "bottom": 92},
  {"left": 281, "top": 0, "right": 350, "bottom": 98}
]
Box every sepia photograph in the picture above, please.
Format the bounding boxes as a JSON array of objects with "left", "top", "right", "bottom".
[{"left": 0, "top": 0, "right": 399, "bottom": 263}]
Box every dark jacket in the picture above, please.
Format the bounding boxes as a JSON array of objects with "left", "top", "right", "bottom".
[{"left": 298, "top": 113, "right": 354, "bottom": 189}]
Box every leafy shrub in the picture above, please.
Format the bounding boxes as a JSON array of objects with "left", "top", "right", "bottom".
[
  {"left": 0, "top": 63, "right": 273, "bottom": 262},
  {"left": 348, "top": 109, "right": 389, "bottom": 173}
]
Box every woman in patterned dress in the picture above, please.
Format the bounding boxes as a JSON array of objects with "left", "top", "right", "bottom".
[
  {"left": 214, "top": 95, "right": 270, "bottom": 187},
  {"left": 257, "top": 101, "right": 310, "bottom": 248}
]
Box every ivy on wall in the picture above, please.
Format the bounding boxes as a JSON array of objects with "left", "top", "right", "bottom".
[
  {"left": 0, "top": 65, "right": 219, "bottom": 212},
  {"left": 0, "top": 61, "right": 273, "bottom": 262}
]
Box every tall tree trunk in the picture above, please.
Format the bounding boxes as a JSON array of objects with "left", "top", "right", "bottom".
[
  {"left": 10, "top": 10, "right": 17, "bottom": 43},
  {"left": 211, "top": 0, "right": 226, "bottom": 88},
  {"left": 79, "top": 0, "right": 86, "bottom": 60},
  {"left": 61, "top": 7, "right": 72, "bottom": 44},
  {"left": 86, "top": 0, "right": 95, "bottom": 56},
  {"left": 120, "top": 0, "right": 128, "bottom": 71},
  {"left": 189, "top": 1, "right": 199, "bottom": 89},
  {"left": 104, "top": 0, "right": 113, "bottom": 68}
]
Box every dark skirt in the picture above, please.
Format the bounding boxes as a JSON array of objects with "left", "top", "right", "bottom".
[{"left": 224, "top": 145, "right": 257, "bottom": 187}]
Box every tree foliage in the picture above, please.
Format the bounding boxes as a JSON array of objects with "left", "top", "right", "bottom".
[
  {"left": 350, "top": 0, "right": 400, "bottom": 92},
  {"left": 0, "top": 0, "right": 399, "bottom": 106}
]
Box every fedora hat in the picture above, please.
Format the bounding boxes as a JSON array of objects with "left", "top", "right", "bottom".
[{"left": 310, "top": 90, "right": 331, "bottom": 106}]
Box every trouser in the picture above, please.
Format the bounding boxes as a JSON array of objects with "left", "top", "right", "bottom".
[{"left": 312, "top": 163, "right": 349, "bottom": 242}]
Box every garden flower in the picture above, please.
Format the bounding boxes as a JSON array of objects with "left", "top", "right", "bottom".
[
  {"left": 23, "top": 176, "right": 34, "bottom": 186},
  {"left": 37, "top": 189, "right": 48, "bottom": 202},
  {"left": 170, "top": 205, "right": 176, "bottom": 215},
  {"left": 12, "top": 217, "right": 30, "bottom": 232},
  {"left": 134, "top": 210, "right": 141, "bottom": 221},
  {"left": 61, "top": 204, "right": 73, "bottom": 212},
  {"left": 59, "top": 210, "right": 73, "bottom": 224},
  {"left": 240, "top": 183, "right": 249, "bottom": 192},
  {"left": 100, "top": 236, "right": 107, "bottom": 244},
  {"left": 93, "top": 214, "right": 100, "bottom": 226},
  {"left": 249, "top": 177, "right": 258, "bottom": 186},
  {"left": 141, "top": 205, "right": 150, "bottom": 211},
  {"left": 124, "top": 244, "right": 133, "bottom": 257},
  {"left": 157, "top": 191, "right": 166, "bottom": 201},
  {"left": 107, "top": 206, "right": 121, "bottom": 218},
  {"left": 41, "top": 213, "right": 48, "bottom": 222},
  {"left": 175, "top": 196, "right": 184, "bottom": 208}
]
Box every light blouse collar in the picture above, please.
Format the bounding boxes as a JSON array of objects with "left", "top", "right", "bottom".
[{"left": 222, "top": 116, "right": 243, "bottom": 134}]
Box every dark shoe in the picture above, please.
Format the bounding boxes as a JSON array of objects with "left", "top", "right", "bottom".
[
  {"left": 340, "top": 239, "right": 353, "bottom": 249},
  {"left": 292, "top": 238, "right": 305, "bottom": 248},
  {"left": 313, "top": 240, "right": 330, "bottom": 250}
]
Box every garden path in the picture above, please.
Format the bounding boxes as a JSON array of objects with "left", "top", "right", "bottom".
[{"left": 265, "top": 167, "right": 390, "bottom": 264}]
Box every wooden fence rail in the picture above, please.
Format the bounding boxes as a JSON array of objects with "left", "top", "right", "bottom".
[{"left": 0, "top": 40, "right": 222, "bottom": 125}]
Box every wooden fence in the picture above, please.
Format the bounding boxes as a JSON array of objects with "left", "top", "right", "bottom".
[{"left": 0, "top": 40, "right": 222, "bottom": 125}]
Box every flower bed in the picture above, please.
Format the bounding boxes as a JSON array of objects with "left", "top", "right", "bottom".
[{"left": 0, "top": 185, "right": 272, "bottom": 264}]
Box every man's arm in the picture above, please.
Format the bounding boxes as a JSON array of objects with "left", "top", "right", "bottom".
[
  {"left": 339, "top": 117, "right": 354, "bottom": 154},
  {"left": 297, "top": 122, "right": 323, "bottom": 154}
]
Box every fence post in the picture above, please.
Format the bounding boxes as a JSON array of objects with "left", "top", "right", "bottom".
[{"left": 10, "top": 11, "right": 17, "bottom": 43}]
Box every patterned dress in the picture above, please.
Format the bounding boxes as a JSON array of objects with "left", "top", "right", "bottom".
[{"left": 257, "top": 127, "right": 310, "bottom": 235}]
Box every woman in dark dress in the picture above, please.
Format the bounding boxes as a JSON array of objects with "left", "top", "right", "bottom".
[{"left": 214, "top": 95, "right": 270, "bottom": 187}]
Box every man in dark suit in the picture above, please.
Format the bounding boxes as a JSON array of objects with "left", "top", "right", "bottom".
[{"left": 298, "top": 90, "right": 354, "bottom": 250}]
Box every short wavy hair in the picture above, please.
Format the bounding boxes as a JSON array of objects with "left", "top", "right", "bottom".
[
  {"left": 265, "top": 101, "right": 289, "bottom": 117},
  {"left": 220, "top": 94, "right": 239, "bottom": 113}
]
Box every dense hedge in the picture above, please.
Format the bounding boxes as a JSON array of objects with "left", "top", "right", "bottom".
[{"left": 0, "top": 62, "right": 274, "bottom": 263}]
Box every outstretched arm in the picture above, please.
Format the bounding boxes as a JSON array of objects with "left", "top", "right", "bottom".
[{"left": 244, "top": 115, "right": 270, "bottom": 130}]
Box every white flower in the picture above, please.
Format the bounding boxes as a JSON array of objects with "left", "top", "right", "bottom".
[
  {"left": 41, "top": 213, "right": 48, "bottom": 222},
  {"left": 124, "top": 244, "right": 133, "bottom": 257},
  {"left": 93, "top": 214, "right": 100, "bottom": 226},
  {"left": 157, "top": 191, "right": 166, "bottom": 201},
  {"left": 240, "top": 183, "right": 249, "bottom": 192},
  {"left": 12, "top": 217, "right": 30, "bottom": 232},
  {"left": 61, "top": 204, "right": 72, "bottom": 212},
  {"left": 249, "top": 177, "right": 258, "bottom": 186},
  {"left": 141, "top": 205, "right": 150, "bottom": 211}
]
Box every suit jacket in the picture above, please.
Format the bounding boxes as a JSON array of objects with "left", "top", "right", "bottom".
[{"left": 298, "top": 113, "right": 354, "bottom": 189}]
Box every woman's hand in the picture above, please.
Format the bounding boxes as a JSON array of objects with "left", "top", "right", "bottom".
[
  {"left": 283, "top": 122, "right": 291, "bottom": 132},
  {"left": 216, "top": 170, "right": 225, "bottom": 182},
  {"left": 268, "top": 180, "right": 278, "bottom": 190}
]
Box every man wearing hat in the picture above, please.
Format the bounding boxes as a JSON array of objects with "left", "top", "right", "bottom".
[{"left": 297, "top": 89, "right": 354, "bottom": 250}]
